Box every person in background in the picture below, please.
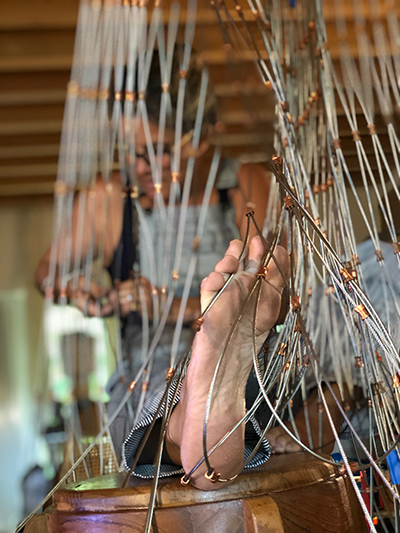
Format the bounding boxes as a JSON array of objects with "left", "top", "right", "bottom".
[{"left": 35, "top": 46, "right": 271, "bottom": 460}]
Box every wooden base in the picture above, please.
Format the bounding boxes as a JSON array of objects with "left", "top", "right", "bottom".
[{"left": 25, "top": 452, "right": 368, "bottom": 533}]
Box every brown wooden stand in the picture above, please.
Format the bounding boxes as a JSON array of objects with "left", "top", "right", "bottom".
[{"left": 25, "top": 452, "right": 368, "bottom": 533}]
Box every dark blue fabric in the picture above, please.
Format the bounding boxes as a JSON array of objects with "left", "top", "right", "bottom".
[
  {"left": 107, "top": 196, "right": 136, "bottom": 282},
  {"left": 387, "top": 450, "right": 400, "bottom": 485}
]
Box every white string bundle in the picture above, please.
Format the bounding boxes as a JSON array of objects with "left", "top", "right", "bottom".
[{"left": 23, "top": 1, "right": 400, "bottom": 532}]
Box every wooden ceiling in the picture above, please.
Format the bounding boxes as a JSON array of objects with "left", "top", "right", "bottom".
[
  {"left": 0, "top": 0, "right": 398, "bottom": 198},
  {"left": 0, "top": 1, "right": 77, "bottom": 197}
]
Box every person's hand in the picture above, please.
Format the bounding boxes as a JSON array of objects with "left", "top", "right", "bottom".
[
  {"left": 66, "top": 276, "right": 118, "bottom": 317},
  {"left": 64, "top": 275, "right": 160, "bottom": 319},
  {"left": 265, "top": 425, "right": 302, "bottom": 454},
  {"left": 116, "top": 277, "right": 161, "bottom": 319},
  {"left": 117, "top": 277, "right": 201, "bottom": 324},
  {"left": 265, "top": 384, "right": 345, "bottom": 455}
]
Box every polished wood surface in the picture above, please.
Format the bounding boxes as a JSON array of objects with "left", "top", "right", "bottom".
[{"left": 25, "top": 452, "right": 368, "bottom": 532}]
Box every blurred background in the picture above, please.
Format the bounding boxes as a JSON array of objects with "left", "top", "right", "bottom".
[
  {"left": 0, "top": 2, "right": 79, "bottom": 531},
  {"left": 0, "top": 1, "right": 386, "bottom": 531}
]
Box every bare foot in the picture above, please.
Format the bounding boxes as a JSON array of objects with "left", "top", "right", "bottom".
[{"left": 166, "top": 237, "right": 289, "bottom": 489}]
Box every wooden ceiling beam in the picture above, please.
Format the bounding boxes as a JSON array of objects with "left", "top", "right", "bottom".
[
  {"left": 0, "top": 144, "right": 60, "bottom": 159},
  {"left": 0, "top": 120, "right": 62, "bottom": 136},
  {"left": 0, "top": 89, "right": 66, "bottom": 106}
]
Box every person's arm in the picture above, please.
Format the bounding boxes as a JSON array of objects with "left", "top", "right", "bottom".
[
  {"left": 229, "top": 163, "right": 271, "bottom": 240},
  {"left": 35, "top": 172, "right": 124, "bottom": 315}
]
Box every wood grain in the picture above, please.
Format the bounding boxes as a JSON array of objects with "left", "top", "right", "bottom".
[{"left": 25, "top": 453, "right": 368, "bottom": 533}]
